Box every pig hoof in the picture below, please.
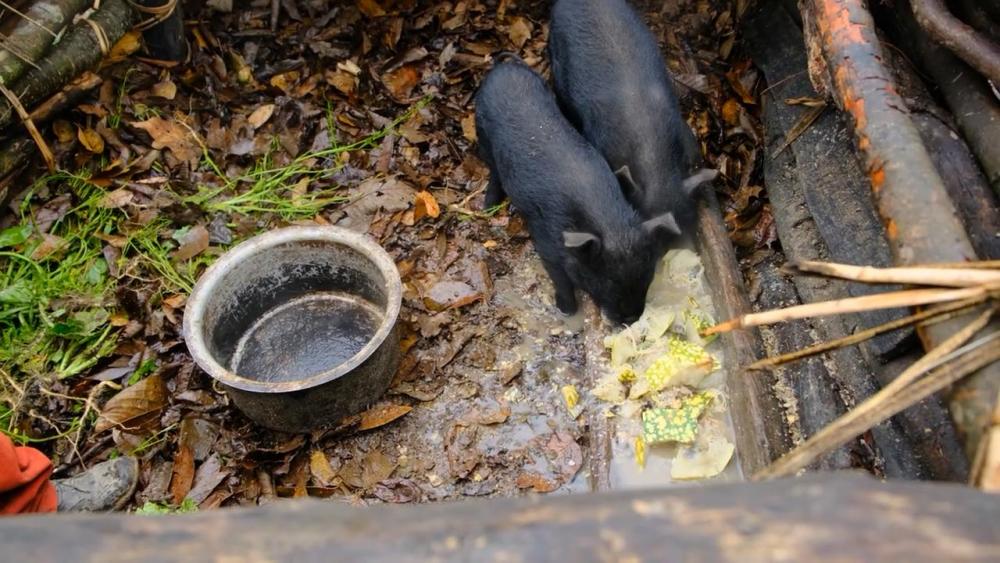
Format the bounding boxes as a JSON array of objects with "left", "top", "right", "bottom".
[{"left": 556, "top": 295, "right": 578, "bottom": 315}]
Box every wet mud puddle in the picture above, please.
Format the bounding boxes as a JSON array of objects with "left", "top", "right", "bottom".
[
  {"left": 590, "top": 250, "right": 742, "bottom": 488},
  {"left": 231, "top": 291, "right": 384, "bottom": 383}
]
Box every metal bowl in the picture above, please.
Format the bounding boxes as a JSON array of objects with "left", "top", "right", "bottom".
[{"left": 183, "top": 226, "right": 402, "bottom": 432}]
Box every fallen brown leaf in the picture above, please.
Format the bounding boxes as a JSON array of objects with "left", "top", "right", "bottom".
[
  {"left": 108, "top": 31, "right": 142, "bottom": 61},
  {"left": 77, "top": 127, "right": 105, "bottom": 153},
  {"left": 357, "top": 0, "right": 386, "bottom": 17},
  {"left": 29, "top": 234, "right": 66, "bottom": 261},
  {"left": 99, "top": 188, "right": 133, "bottom": 209},
  {"left": 95, "top": 373, "right": 167, "bottom": 434},
  {"left": 248, "top": 104, "right": 276, "bottom": 129},
  {"left": 151, "top": 78, "right": 178, "bottom": 100},
  {"left": 53, "top": 120, "right": 74, "bottom": 143},
  {"left": 507, "top": 17, "right": 533, "bottom": 49},
  {"left": 172, "top": 226, "right": 210, "bottom": 261},
  {"left": 382, "top": 65, "right": 421, "bottom": 100},
  {"left": 358, "top": 403, "right": 413, "bottom": 431},
  {"left": 170, "top": 444, "right": 195, "bottom": 504},
  {"left": 131, "top": 116, "right": 199, "bottom": 163},
  {"left": 461, "top": 113, "right": 477, "bottom": 142},
  {"left": 309, "top": 450, "right": 339, "bottom": 486},
  {"left": 414, "top": 191, "right": 440, "bottom": 220}
]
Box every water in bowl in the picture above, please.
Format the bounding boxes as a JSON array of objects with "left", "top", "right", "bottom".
[{"left": 230, "top": 291, "right": 384, "bottom": 383}]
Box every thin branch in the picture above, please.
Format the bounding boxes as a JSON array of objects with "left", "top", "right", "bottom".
[
  {"left": 703, "top": 284, "right": 996, "bottom": 336},
  {"left": 787, "top": 260, "right": 1000, "bottom": 287},
  {"left": 746, "top": 296, "right": 991, "bottom": 370}
]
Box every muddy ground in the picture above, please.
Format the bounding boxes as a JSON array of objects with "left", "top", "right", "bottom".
[{"left": 0, "top": 0, "right": 771, "bottom": 509}]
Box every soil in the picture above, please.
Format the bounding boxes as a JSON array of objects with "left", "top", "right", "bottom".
[{"left": 0, "top": 0, "right": 772, "bottom": 510}]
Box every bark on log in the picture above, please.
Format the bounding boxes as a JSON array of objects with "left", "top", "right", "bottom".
[
  {"left": 0, "top": 0, "right": 91, "bottom": 87},
  {"left": 800, "top": 0, "right": 999, "bottom": 470},
  {"left": 0, "top": 0, "right": 138, "bottom": 133},
  {"left": 911, "top": 0, "right": 1000, "bottom": 86},
  {"left": 696, "top": 189, "right": 792, "bottom": 475},
  {"left": 1, "top": 474, "right": 997, "bottom": 562}
]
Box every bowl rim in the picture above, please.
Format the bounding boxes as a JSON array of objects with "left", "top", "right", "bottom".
[{"left": 182, "top": 225, "right": 402, "bottom": 394}]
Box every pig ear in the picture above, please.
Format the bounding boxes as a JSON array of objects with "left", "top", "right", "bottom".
[
  {"left": 642, "top": 213, "right": 681, "bottom": 240},
  {"left": 614, "top": 165, "right": 639, "bottom": 197},
  {"left": 563, "top": 231, "right": 601, "bottom": 254},
  {"left": 681, "top": 168, "right": 719, "bottom": 196}
]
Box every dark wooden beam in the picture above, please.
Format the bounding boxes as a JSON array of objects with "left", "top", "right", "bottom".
[{"left": 3, "top": 474, "right": 997, "bottom": 561}]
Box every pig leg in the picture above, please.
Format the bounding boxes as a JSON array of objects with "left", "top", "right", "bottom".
[
  {"left": 483, "top": 171, "right": 506, "bottom": 207},
  {"left": 540, "top": 258, "right": 578, "bottom": 314}
]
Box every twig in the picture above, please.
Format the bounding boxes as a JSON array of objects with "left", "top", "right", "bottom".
[
  {"left": 753, "top": 310, "right": 996, "bottom": 479},
  {"left": 746, "top": 297, "right": 991, "bottom": 370},
  {"left": 788, "top": 260, "right": 1000, "bottom": 287},
  {"left": 903, "top": 260, "right": 1000, "bottom": 270},
  {"left": 770, "top": 103, "right": 827, "bottom": 159},
  {"left": 703, "top": 284, "right": 996, "bottom": 336},
  {"left": 0, "top": 81, "right": 54, "bottom": 171}
]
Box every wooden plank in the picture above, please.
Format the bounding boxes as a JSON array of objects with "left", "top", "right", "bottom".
[
  {"left": 696, "top": 190, "right": 792, "bottom": 475},
  {"left": 3, "top": 474, "right": 997, "bottom": 561}
]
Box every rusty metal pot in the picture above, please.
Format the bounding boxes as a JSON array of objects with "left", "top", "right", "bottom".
[{"left": 183, "top": 226, "right": 401, "bottom": 432}]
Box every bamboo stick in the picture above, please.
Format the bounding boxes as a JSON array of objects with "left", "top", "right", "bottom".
[
  {"left": 703, "top": 284, "right": 996, "bottom": 336},
  {"left": 789, "top": 260, "right": 1000, "bottom": 287},
  {"left": 753, "top": 311, "right": 996, "bottom": 480},
  {"left": 746, "top": 297, "right": 991, "bottom": 370}
]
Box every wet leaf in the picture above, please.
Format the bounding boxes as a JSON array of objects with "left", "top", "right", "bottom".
[
  {"left": 358, "top": 403, "right": 413, "bottom": 431},
  {"left": 326, "top": 70, "right": 357, "bottom": 95},
  {"left": 515, "top": 472, "right": 558, "bottom": 493},
  {"left": 424, "top": 280, "right": 480, "bottom": 311},
  {"left": 186, "top": 454, "right": 229, "bottom": 503},
  {"left": 248, "top": 104, "right": 276, "bottom": 129},
  {"left": 361, "top": 450, "right": 396, "bottom": 489},
  {"left": 373, "top": 478, "right": 422, "bottom": 503},
  {"left": 0, "top": 224, "right": 31, "bottom": 248},
  {"left": 309, "top": 450, "right": 339, "bottom": 486},
  {"left": 170, "top": 444, "right": 195, "bottom": 504},
  {"left": 172, "top": 225, "right": 210, "bottom": 261},
  {"left": 77, "top": 127, "right": 105, "bottom": 153},
  {"left": 95, "top": 373, "right": 167, "bottom": 434}
]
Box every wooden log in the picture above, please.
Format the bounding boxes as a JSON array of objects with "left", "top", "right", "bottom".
[
  {"left": 801, "top": 0, "right": 999, "bottom": 473},
  {"left": 696, "top": 189, "right": 792, "bottom": 475},
  {"left": 752, "top": 253, "right": 853, "bottom": 471},
  {"left": 1, "top": 474, "right": 997, "bottom": 561},
  {"left": 911, "top": 0, "right": 1000, "bottom": 86},
  {"left": 0, "top": 0, "right": 91, "bottom": 86},
  {"left": 746, "top": 1, "right": 951, "bottom": 480},
  {"left": 0, "top": 0, "right": 139, "bottom": 133}
]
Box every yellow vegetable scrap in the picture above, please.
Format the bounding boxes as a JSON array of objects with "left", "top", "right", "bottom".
[
  {"left": 640, "top": 391, "right": 716, "bottom": 445},
  {"left": 635, "top": 435, "right": 647, "bottom": 469},
  {"left": 561, "top": 385, "right": 579, "bottom": 410},
  {"left": 643, "top": 337, "right": 715, "bottom": 391},
  {"left": 617, "top": 365, "right": 637, "bottom": 383}
]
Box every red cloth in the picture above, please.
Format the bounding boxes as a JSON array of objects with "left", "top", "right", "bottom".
[{"left": 0, "top": 434, "right": 57, "bottom": 514}]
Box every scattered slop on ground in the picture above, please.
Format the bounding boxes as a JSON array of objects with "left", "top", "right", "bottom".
[{"left": 0, "top": 0, "right": 769, "bottom": 510}]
